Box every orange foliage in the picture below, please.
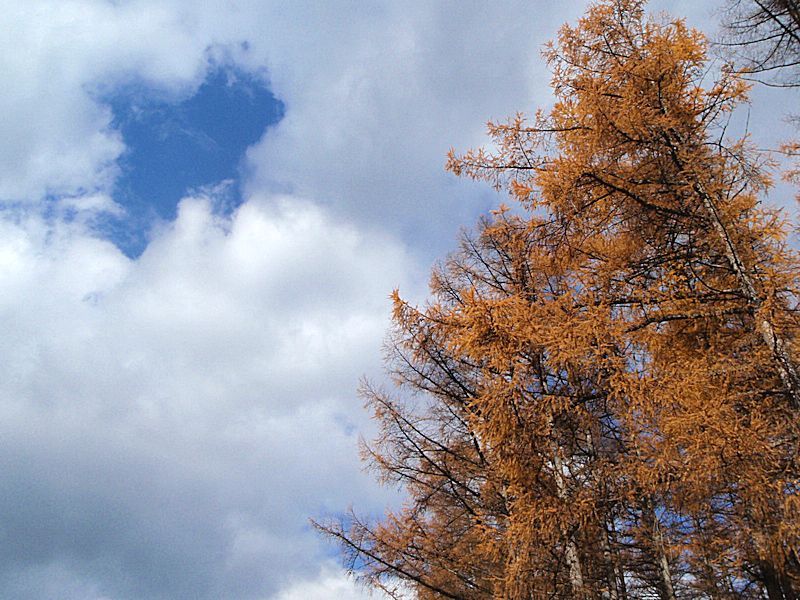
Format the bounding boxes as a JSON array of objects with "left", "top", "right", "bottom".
[{"left": 317, "top": 1, "right": 800, "bottom": 598}]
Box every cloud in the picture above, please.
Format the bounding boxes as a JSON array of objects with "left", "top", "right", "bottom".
[
  {"left": 0, "top": 0, "right": 736, "bottom": 246},
  {"left": 238, "top": 1, "right": 594, "bottom": 253},
  {"left": 274, "top": 565, "right": 405, "bottom": 600},
  {"left": 0, "top": 194, "right": 411, "bottom": 599},
  {"left": 0, "top": 0, "right": 594, "bottom": 249},
  {"left": 0, "top": 1, "right": 216, "bottom": 201}
]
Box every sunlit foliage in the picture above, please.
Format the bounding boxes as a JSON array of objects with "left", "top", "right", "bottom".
[{"left": 317, "top": 1, "right": 800, "bottom": 598}]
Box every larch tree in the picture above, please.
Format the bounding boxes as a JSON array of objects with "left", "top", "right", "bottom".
[{"left": 316, "top": 1, "right": 800, "bottom": 598}]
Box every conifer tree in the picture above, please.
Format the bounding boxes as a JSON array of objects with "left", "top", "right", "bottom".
[{"left": 317, "top": 1, "right": 800, "bottom": 597}]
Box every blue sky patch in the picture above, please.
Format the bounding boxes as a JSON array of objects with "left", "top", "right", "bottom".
[{"left": 105, "top": 67, "right": 284, "bottom": 256}]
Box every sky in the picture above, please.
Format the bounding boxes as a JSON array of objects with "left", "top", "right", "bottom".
[{"left": 0, "top": 1, "right": 797, "bottom": 599}]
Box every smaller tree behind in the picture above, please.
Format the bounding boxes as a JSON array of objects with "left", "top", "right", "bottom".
[{"left": 719, "top": 0, "right": 800, "bottom": 87}]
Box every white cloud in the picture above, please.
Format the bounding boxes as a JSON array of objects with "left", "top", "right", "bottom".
[
  {"left": 238, "top": 1, "right": 593, "bottom": 252},
  {"left": 0, "top": 195, "right": 413, "bottom": 599},
  {"left": 0, "top": 0, "right": 594, "bottom": 246},
  {"left": 0, "top": 0, "right": 214, "bottom": 201},
  {"left": 273, "top": 565, "right": 389, "bottom": 600}
]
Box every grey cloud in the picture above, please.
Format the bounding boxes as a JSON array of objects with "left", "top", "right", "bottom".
[{"left": 0, "top": 197, "right": 410, "bottom": 599}]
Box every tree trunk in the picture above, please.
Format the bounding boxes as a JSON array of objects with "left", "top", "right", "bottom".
[
  {"left": 550, "top": 440, "right": 587, "bottom": 598},
  {"left": 693, "top": 177, "right": 800, "bottom": 409},
  {"left": 761, "top": 561, "right": 800, "bottom": 600},
  {"left": 601, "top": 519, "right": 625, "bottom": 600},
  {"left": 664, "top": 128, "right": 800, "bottom": 409},
  {"left": 654, "top": 519, "right": 677, "bottom": 600},
  {"left": 641, "top": 500, "right": 677, "bottom": 600}
]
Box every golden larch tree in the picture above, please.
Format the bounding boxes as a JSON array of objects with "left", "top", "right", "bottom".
[{"left": 317, "top": 1, "right": 800, "bottom": 598}]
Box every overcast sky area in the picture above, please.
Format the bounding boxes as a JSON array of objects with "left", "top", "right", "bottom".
[{"left": 1, "top": 1, "right": 798, "bottom": 599}]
